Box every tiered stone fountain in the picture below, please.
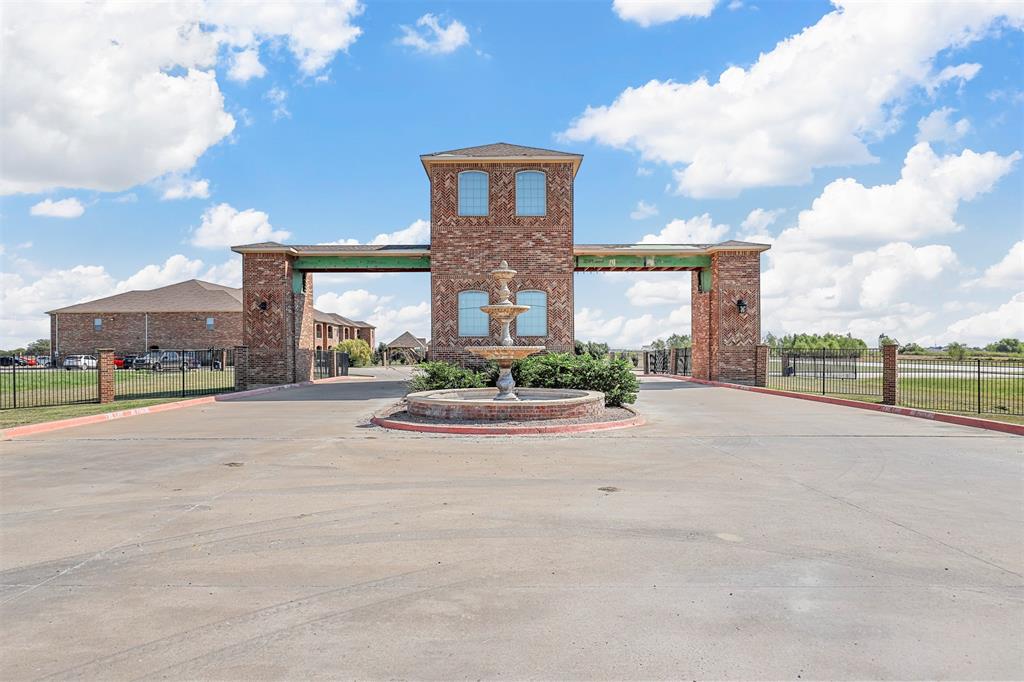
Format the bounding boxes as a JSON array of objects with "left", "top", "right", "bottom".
[{"left": 405, "top": 261, "right": 605, "bottom": 422}]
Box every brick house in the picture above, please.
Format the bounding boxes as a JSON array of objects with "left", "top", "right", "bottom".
[
  {"left": 48, "top": 279, "right": 374, "bottom": 357},
  {"left": 314, "top": 311, "right": 375, "bottom": 350}
]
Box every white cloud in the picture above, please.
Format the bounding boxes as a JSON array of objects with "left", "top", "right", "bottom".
[
  {"left": 160, "top": 176, "right": 211, "bottom": 200},
  {"left": 29, "top": 198, "right": 84, "bottom": 218},
  {"left": 916, "top": 107, "right": 971, "bottom": 143},
  {"left": 974, "top": 241, "right": 1024, "bottom": 289},
  {"left": 115, "top": 254, "right": 205, "bottom": 292},
  {"left": 640, "top": 213, "right": 729, "bottom": 243},
  {"left": 366, "top": 301, "right": 431, "bottom": 343},
  {"left": 398, "top": 14, "right": 470, "bottom": 55},
  {"left": 575, "top": 305, "right": 691, "bottom": 348},
  {"left": 786, "top": 143, "right": 1019, "bottom": 245},
  {"left": 228, "top": 47, "right": 266, "bottom": 82},
  {"left": 190, "top": 203, "right": 290, "bottom": 248},
  {"left": 612, "top": 0, "right": 717, "bottom": 26},
  {"left": 315, "top": 289, "right": 393, "bottom": 321},
  {"left": 626, "top": 276, "right": 691, "bottom": 306},
  {"left": 740, "top": 208, "right": 782, "bottom": 234},
  {"left": 1, "top": 1, "right": 362, "bottom": 195},
  {"left": 112, "top": 193, "right": 138, "bottom": 203},
  {"left": 636, "top": 167, "right": 653, "bottom": 177},
  {"left": 630, "top": 200, "right": 659, "bottom": 220},
  {"left": 331, "top": 219, "right": 431, "bottom": 246},
  {"left": 946, "top": 292, "right": 1024, "bottom": 344},
  {"left": 265, "top": 87, "right": 290, "bottom": 120},
  {"left": 564, "top": 2, "right": 1022, "bottom": 197}
]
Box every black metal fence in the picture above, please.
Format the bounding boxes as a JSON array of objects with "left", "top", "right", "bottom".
[
  {"left": 898, "top": 356, "right": 1023, "bottom": 416},
  {"left": 766, "top": 347, "right": 883, "bottom": 399},
  {"left": 0, "top": 361, "right": 98, "bottom": 409},
  {"left": 314, "top": 350, "right": 350, "bottom": 380},
  {"left": 0, "top": 349, "right": 236, "bottom": 410},
  {"left": 115, "top": 349, "right": 236, "bottom": 400},
  {"left": 675, "top": 348, "right": 691, "bottom": 375}
]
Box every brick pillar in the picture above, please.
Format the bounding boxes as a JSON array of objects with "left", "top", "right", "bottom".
[
  {"left": 234, "top": 346, "right": 249, "bottom": 392},
  {"left": 328, "top": 351, "right": 338, "bottom": 378},
  {"left": 97, "top": 348, "right": 115, "bottom": 404},
  {"left": 691, "top": 250, "right": 762, "bottom": 384},
  {"left": 755, "top": 344, "right": 768, "bottom": 387},
  {"left": 241, "top": 253, "right": 314, "bottom": 386},
  {"left": 668, "top": 347, "right": 677, "bottom": 375},
  {"left": 882, "top": 343, "right": 899, "bottom": 405}
]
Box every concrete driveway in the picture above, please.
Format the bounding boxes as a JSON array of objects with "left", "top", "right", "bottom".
[{"left": 1, "top": 374, "right": 1021, "bottom": 680}]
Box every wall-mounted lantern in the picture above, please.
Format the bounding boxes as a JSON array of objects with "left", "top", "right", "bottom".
[
  {"left": 736, "top": 298, "right": 748, "bottom": 315},
  {"left": 258, "top": 301, "right": 269, "bottom": 311}
]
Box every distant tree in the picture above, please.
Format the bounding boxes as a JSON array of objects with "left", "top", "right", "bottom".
[
  {"left": 665, "top": 333, "right": 691, "bottom": 348},
  {"left": 899, "top": 342, "right": 925, "bottom": 354},
  {"left": 763, "top": 332, "right": 779, "bottom": 347},
  {"left": 984, "top": 338, "right": 1023, "bottom": 354},
  {"left": 945, "top": 342, "right": 968, "bottom": 360},
  {"left": 648, "top": 338, "right": 667, "bottom": 350},
  {"left": 335, "top": 338, "right": 372, "bottom": 367},
  {"left": 878, "top": 334, "right": 899, "bottom": 347},
  {"left": 779, "top": 333, "right": 868, "bottom": 350},
  {"left": 25, "top": 338, "right": 51, "bottom": 356},
  {"left": 373, "top": 341, "right": 388, "bottom": 365},
  {"left": 574, "top": 340, "right": 609, "bottom": 359}
]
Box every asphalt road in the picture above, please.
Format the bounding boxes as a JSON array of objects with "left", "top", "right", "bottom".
[{"left": 1, "top": 372, "right": 1021, "bottom": 680}]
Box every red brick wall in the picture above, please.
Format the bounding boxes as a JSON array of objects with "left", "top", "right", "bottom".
[
  {"left": 51, "top": 311, "right": 242, "bottom": 357},
  {"left": 242, "top": 253, "right": 314, "bottom": 385},
  {"left": 428, "top": 161, "right": 575, "bottom": 365},
  {"left": 690, "top": 250, "right": 761, "bottom": 383}
]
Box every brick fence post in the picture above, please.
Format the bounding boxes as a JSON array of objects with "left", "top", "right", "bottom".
[
  {"left": 668, "top": 347, "right": 677, "bottom": 375},
  {"left": 234, "top": 346, "right": 249, "bottom": 392},
  {"left": 97, "top": 348, "right": 115, "bottom": 404},
  {"left": 755, "top": 344, "right": 768, "bottom": 387},
  {"left": 328, "top": 351, "right": 338, "bottom": 378},
  {"left": 882, "top": 343, "right": 899, "bottom": 405}
]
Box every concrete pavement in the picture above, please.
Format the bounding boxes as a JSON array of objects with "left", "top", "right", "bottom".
[{"left": 1, "top": 374, "right": 1021, "bottom": 679}]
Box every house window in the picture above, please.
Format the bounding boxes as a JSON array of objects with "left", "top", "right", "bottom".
[
  {"left": 206, "top": 317, "right": 215, "bottom": 331},
  {"left": 328, "top": 326, "right": 334, "bottom": 339},
  {"left": 316, "top": 324, "right": 322, "bottom": 338},
  {"left": 516, "top": 171, "right": 546, "bottom": 216},
  {"left": 516, "top": 290, "right": 547, "bottom": 336},
  {"left": 458, "top": 290, "right": 489, "bottom": 337},
  {"left": 94, "top": 318, "right": 102, "bottom": 331},
  {"left": 458, "top": 171, "right": 489, "bottom": 216}
]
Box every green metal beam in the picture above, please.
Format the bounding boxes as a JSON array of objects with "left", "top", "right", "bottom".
[
  {"left": 574, "top": 254, "right": 711, "bottom": 270},
  {"left": 293, "top": 255, "right": 431, "bottom": 272},
  {"left": 699, "top": 267, "right": 713, "bottom": 292}
]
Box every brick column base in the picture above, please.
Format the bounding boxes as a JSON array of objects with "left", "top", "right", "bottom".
[
  {"left": 234, "top": 346, "right": 249, "bottom": 392},
  {"left": 882, "top": 343, "right": 899, "bottom": 405},
  {"left": 328, "top": 351, "right": 338, "bottom": 378},
  {"left": 755, "top": 344, "right": 768, "bottom": 387},
  {"left": 97, "top": 348, "right": 115, "bottom": 404}
]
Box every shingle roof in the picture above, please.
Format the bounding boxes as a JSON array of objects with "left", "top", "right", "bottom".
[
  {"left": 48, "top": 279, "right": 243, "bottom": 314},
  {"left": 387, "top": 331, "right": 428, "bottom": 349},
  {"left": 421, "top": 142, "right": 581, "bottom": 159},
  {"left": 232, "top": 243, "right": 429, "bottom": 254}
]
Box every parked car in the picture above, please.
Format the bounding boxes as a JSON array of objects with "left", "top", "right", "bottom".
[
  {"left": 0, "top": 356, "right": 26, "bottom": 367},
  {"left": 113, "top": 356, "right": 125, "bottom": 369},
  {"left": 19, "top": 356, "right": 37, "bottom": 366},
  {"left": 132, "top": 350, "right": 193, "bottom": 372},
  {"left": 121, "top": 354, "right": 140, "bottom": 370},
  {"left": 35, "top": 356, "right": 52, "bottom": 368},
  {"left": 63, "top": 355, "right": 97, "bottom": 370}
]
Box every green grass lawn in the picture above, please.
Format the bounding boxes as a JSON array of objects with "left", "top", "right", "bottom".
[
  {"left": 766, "top": 374, "right": 1023, "bottom": 425},
  {"left": 0, "top": 397, "right": 199, "bottom": 430}
]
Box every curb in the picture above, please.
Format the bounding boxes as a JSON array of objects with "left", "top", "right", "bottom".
[
  {"left": 647, "top": 374, "right": 1024, "bottom": 436},
  {"left": 369, "top": 407, "right": 646, "bottom": 436},
  {"left": 1, "top": 374, "right": 370, "bottom": 440}
]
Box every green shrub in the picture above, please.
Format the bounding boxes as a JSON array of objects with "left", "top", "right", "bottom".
[
  {"left": 334, "top": 338, "right": 372, "bottom": 367},
  {"left": 512, "top": 353, "right": 639, "bottom": 407},
  {"left": 409, "top": 361, "right": 486, "bottom": 392}
]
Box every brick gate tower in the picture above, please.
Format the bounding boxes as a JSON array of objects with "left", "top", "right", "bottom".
[{"left": 420, "top": 143, "right": 582, "bottom": 365}]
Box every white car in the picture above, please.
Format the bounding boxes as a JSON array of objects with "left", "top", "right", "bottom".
[{"left": 62, "top": 355, "right": 97, "bottom": 370}]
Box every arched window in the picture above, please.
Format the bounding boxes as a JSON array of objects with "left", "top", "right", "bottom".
[
  {"left": 458, "top": 171, "right": 489, "bottom": 216},
  {"left": 458, "top": 290, "right": 489, "bottom": 337},
  {"left": 515, "top": 171, "right": 546, "bottom": 216},
  {"left": 515, "top": 290, "right": 547, "bottom": 336}
]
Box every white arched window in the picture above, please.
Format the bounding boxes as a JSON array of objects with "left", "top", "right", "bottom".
[
  {"left": 515, "top": 171, "right": 546, "bottom": 216},
  {"left": 458, "top": 171, "right": 489, "bottom": 216},
  {"left": 458, "top": 290, "right": 489, "bottom": 337},
  {"left": 515, "top": 290, "right": 547, "bottom": 336}
]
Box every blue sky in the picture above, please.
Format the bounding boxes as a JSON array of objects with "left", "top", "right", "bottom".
[{"left": 1, "top": 0, "right": 1022, "bottom": 349}]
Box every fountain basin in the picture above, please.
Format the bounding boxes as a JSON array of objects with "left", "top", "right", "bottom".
[{"left": 407, "top": 388, "right": 604, "bottom": 421}]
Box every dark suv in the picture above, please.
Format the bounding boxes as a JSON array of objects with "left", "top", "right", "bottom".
[{"left": 132, "top": 351, "right": 196, "bottom": 372}]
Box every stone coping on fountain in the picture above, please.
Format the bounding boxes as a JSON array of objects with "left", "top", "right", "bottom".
[{"left": 407, "top": 387, "right": 604, "bottom": 421}]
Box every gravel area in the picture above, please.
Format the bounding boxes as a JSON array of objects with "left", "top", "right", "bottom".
[{"left": 377, "top": 400, "right": 636, "bottom": 427}]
